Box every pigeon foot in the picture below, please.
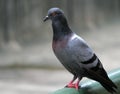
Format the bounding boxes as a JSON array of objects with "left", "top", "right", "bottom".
[{"left": 65, "top": 83, "right": 80, "bottom": 90}]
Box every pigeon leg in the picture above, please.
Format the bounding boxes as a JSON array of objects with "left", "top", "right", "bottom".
[
  {"left": 74, "top": 77, "right": 82, "bottom": 90},
  {"left": 66, "top": 76, "right": 77, "bottom": 88}
]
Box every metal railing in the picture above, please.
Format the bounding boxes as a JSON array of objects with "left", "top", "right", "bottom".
[{"left": 51, "top": 68, "right": 120, "bottom": 94}]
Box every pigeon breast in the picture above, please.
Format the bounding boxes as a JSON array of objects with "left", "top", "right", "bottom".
[{"left": 52, "top": 33, "right": 97, "bottom": 73}]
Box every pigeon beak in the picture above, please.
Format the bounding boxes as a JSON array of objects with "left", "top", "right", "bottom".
[{"left": 43, "top": 16, "right": 49, "bottom": 22}]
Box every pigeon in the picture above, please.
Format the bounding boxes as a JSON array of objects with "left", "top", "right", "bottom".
[{"left": 44, "top": 7, "right": 117, "bottom": 93}]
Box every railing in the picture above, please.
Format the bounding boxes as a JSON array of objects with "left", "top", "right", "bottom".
[{"left": 51, "top": 68, "right": 120, "bottom": 94}]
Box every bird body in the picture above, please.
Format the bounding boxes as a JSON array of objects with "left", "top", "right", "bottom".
[
  {"left": 53, "top": 32, "right": 97, "bottom": 75},
  {"left": 44, "top": 7, "right": 117, "bottom": 93}
]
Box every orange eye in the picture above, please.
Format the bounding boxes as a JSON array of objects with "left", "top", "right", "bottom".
[{"left": 51, "top": 12, "right": 57, "bottom": 16}]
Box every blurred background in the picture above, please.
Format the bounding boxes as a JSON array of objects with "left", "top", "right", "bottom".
[{"left": 0, "top": 0, "right": 120, "bottom": 94}]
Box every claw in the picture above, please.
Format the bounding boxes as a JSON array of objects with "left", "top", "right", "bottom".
[
  {"left": 66, "top": 83, "right": 80, "bottom": 90},
  {"left": 66, "top": 83, "right": 75, "bottom": 88},
  {"left": 75, "top": 83, "right": 80, "bottom": 90},
  {"left": 66, "top": 78, "right": 81, "bottom": 90},
  {"left": 65, "top": 76, "right": 81, "bottom": 90}
]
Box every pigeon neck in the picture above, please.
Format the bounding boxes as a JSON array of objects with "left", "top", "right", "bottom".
[{"left": 52, "top": 18, "right": 72, "bottom": 41}]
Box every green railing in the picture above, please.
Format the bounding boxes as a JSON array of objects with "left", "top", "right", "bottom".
[{"left": 51, "top": 68, "right": 120, "bottom": 94}]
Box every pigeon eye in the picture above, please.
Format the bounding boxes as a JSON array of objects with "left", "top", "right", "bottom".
[
  {"left": 51, "top": 12, "right": 57, "bottom": 17},
  {"left": 50, "top": 12, "right": 59, "bottom": 17},
  {"left": 49, "top": 12, "right": 61, "bottom": 17}
]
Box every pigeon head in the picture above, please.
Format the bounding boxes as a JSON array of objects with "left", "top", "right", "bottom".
[
  {"left": 44, "top": 8, "right": 72, "bottom": 41},
  {"left": 44, "top": 7, "right": 64, "bottom": 22}
]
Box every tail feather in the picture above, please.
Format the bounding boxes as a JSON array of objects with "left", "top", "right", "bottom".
[
  {"left": 84, "top": 68, "right": 117, "bottom": 94},
  {"left": 100, "top": 81, "right": 116, "bottom": 94}
]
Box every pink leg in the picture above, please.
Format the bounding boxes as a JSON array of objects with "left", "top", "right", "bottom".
[
  {"left": 74, "top": 78, "right": 81, "bottom": 90},
  {"left": 67, "top": 77, "right": 82, "bottom": 90},
  {"left": 66, "top": 76, "right": 77, "bottom": 88}
]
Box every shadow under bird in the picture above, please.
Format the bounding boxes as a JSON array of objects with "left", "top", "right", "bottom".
[{"left": 44, "top": 7, "right": 117, "bottom": 94}]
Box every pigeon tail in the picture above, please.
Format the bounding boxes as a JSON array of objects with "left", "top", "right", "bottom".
[
  {"left": 100, "top": 80, "right": 117, "bottom": 94},
  {"left": 84, "top": 68, "right": 117, "bottom": 94}
]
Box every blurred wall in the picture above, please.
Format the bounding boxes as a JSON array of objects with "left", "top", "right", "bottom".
[
  {"left": 0, "top": 0, "right": 120, "bottom": 46},
  {"left": 0, "top": 0, "right": 120, "bottom": 68}
]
